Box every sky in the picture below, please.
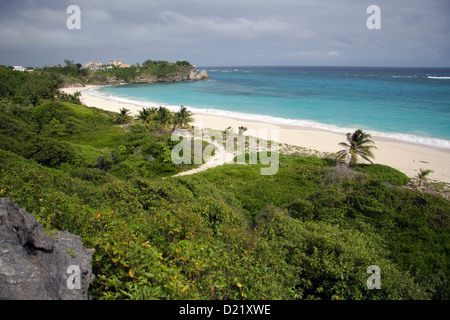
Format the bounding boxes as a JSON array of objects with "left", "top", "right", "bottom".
[{"left": 0, "top": 0, "right": 449, "bottom": 68}]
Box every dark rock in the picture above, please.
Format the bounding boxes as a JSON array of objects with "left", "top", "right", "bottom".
[{"left": 0, "top": 198, "right": 94, "bottom": 300}]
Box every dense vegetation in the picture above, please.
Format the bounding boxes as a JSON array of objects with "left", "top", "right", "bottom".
[
  {"left": 0, "top": 59, "right": 195, "bottom": 92},
  {"left": 0, "top": 68, "right": 449, "bottom": 300},
  {"left": 44, "top": 59, "right": 194, "bottom": 85}
]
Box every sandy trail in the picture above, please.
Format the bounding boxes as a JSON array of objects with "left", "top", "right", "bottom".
[{"left": 172, "top": 138, "right": 234, "bottom": 177}]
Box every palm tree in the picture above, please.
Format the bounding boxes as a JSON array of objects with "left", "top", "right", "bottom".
[
  {"left": 336, "top": 129, "right": 377, "bottom": 167},
  {"left": 417, "top": 168, "right": 433, "bottom": 187},
  {"left": 176, "top": 105, "right": 194, "bottom": 128},
  {"left": 238, "top": 126, "right": 247, "bottom": 136},
  {"left": 116, "top": 108, "right": 131, "bottom": 124},
  {"left": 222, "top": 126, "right": 233, "bottom": 138},
  {"left": 155, "top": 106, "right": 171, "bottom": 131},
  {"left": 171, "top": 112, "right": 180, "bottom": 131},
  {"left": 136, "top": 107, "right": 152, "bottom": 128}
]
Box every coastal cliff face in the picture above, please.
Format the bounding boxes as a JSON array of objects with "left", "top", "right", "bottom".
[
  {"left": 136, "top": 66, "right": 209, "bottom": 83},
  {"left": 55, "top": 60, "right": 209, "bottom": 87},
  {"left": 0, "top": 198, "right": 94, "bottom": 300}
]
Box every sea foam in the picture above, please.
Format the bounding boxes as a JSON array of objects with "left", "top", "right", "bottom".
[{"left": 427, "top": 76, "right": 450, "bottom": 80}]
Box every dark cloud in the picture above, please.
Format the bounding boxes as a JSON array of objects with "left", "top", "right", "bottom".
[{"left": 0, "top": 0, "right": 449, "bottom": 67}]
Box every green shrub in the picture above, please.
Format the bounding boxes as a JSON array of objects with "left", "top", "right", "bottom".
[
  {"left": 255, "top": 206, "right": 428, "bottom": 299},
  {"left": 355, "top": 164, "right": 410, "bottom": 186},
  {"left": 19, "top": 72, "right": 62, "bottom": 106},
  {"left": 68, "top": 166, "right": 108, "bottom": 185},
  {"left": 25, "top": 136, "right": 75, "bottom": 168},
  {"left": 285, "top": 198, "right": 315, "bottom": 220}
]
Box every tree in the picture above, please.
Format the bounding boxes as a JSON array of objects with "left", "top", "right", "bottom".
[
  {"left": 336, "top": 129, "right": 377, "bottom": 167},
  {"left": 57, "top": 91, "right": 83, "bottom": 105},
  {"left": 136, "top": 107, "right": 154, "bottom": 129},
  {"left": 155, "top": 106, "right": 171, "bottom": 131},
  {"left": 176, "top": 61, "right": 191, "bottom": 67},
  {"left": 64, "top": 59, "right": 75, "bottom": 67},
  {"left": 223, "top": 126, "right": 233, "bottom": 136},
  {"left": 0, "top": 65, "right": 30, "bottom": 99},
  {"left": 19, "top": 72, "right": 62, "bottom": 106},
  {"left": 115, "top": 108, "right": 132, "bottom": 125},
  {"left": 417, "top": 168, "right": 433, "bottom": 187},
  {"left": 175, "top": 106, "right": 193, "bottom": 129},
  {"left": 238, "top": 126, "right": 248, "bottom": 136},
  {"left": 64, "top": 59, "right": 75, "bottom": 66},
  {"left": 110, "top": 66, "right": 137, "bottom": 82},
  {"left": 171, "top": 112, "right": 180, "bottom": 131},
  {"left": 142, "top": 59, "right": 153, "bottom": 69}
]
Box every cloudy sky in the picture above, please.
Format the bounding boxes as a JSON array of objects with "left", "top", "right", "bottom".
[{"left": 0, "top": 0, "right": 449, "bottom": 67}]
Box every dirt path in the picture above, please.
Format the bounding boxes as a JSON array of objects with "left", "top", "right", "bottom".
[{"left": 172, "top": 139, "right": 237, "bottom": 177}]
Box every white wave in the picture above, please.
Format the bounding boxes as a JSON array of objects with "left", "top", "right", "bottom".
[
  {"left": 85, "top": 87, "right": 450, "bottom": 150},
  {"left": 85, "top": 87, "right": 188, "bottom": 112},
  {"left": 427, "top": 76, "right": 450, "bottom": 79},
  {"left": 363, "top": 130, "right": 450, "bottom": 149},
  {"left": 206, "top": 69, "right": 245, "bottom": 73},
  {"left": 186, "top": 106, "right": 450, "bottom": 149},
  {"left": 392, "top": 75, "right": 417, "bottom": 78}
]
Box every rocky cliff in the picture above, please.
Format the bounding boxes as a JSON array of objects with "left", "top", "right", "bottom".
[
  {"left": 136, "top": 66, "right": 209, "bottom": 83},
  {"left": 0, "top": 198, "right": 94, "bottom": 300},
  {"left": 85, "top": 66, "right": 209, "bottom": 86}
]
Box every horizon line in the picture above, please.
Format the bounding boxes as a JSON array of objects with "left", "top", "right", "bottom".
[{"left": 3, "top": 63, "right": 450, "bottom": 69}]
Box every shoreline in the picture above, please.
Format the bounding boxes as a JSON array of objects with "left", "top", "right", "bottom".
[{"left": 60, "top": 85, "right": 450, "bottom": 183}]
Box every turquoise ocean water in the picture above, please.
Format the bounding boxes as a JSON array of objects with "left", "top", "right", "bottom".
[{"left": 89, "top": 66, "right": 450, "bottom": 149}]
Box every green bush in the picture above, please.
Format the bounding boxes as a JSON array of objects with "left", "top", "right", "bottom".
[
  {"left": 24, "top": 136, "right": 75, "bottom": 168},
  {"left": 67, "top": 166, "right": 108, "bottom": 185},
  {"left": 285, "top": 198, "right": 315, "bottom": 220},
  {"left": 255, "top": 206, "right": 427, "bottom": 299},
  {"left": 19, "top": 72, "right": 62, "bottom": 106},
  {"left": 355, "top": 164, "right": 410, "bottom": 186},
  {"left": 0, "top": 65, "right": 30, "bottom": 98}
]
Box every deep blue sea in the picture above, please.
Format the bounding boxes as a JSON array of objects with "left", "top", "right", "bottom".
[{"left": 89, "top": 66, "right": 450, "bottom": 149}]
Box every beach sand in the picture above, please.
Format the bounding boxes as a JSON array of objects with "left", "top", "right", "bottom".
[{"left": 61, "top": 85, "right": 450, "bottom": 183}]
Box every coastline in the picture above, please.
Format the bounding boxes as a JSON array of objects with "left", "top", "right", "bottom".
[{"left": 60, "top": 85, "right": 450, "bottom": 183}]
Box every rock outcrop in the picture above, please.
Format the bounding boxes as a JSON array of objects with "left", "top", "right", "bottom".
[
  {"left": 69, "top": 66, "right": 209, "bottom": 86},
  {"left": 0, "top": 198, "right": 94, "bottom": 300},
  {"left": 159, "top": 67, "right": 209, "bottom": 82},
  {"left": 191, "top": 69, "right": 210, "bottom": 81}
]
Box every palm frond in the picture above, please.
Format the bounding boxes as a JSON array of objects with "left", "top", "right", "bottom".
[{"left": 337, "top": 129, "right": 377, "bottom": 167}]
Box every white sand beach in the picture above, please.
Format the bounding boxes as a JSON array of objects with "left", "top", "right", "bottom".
[{"left": 60, "top": 85, "right": 450, "bottom": 183}]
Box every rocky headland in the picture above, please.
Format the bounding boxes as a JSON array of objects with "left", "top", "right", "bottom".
[{"left": 63, "top": 65, "right": 210, "bottom": 87}]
